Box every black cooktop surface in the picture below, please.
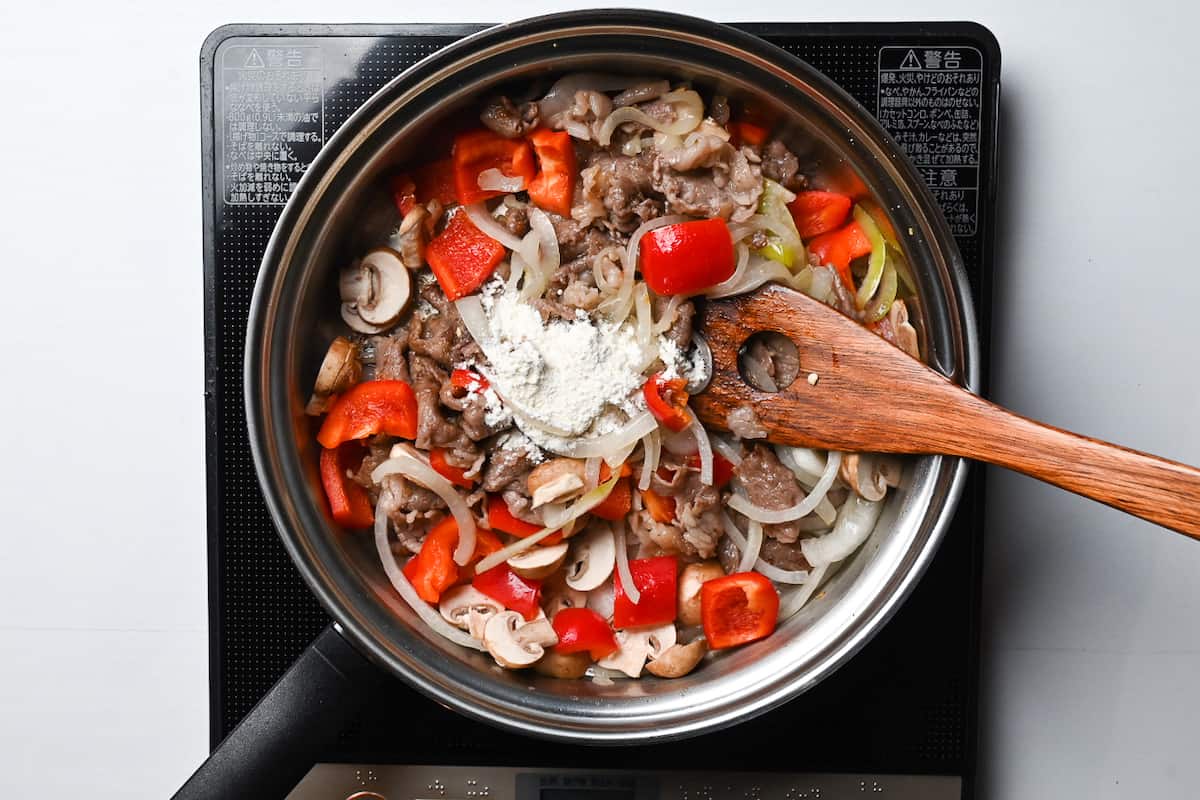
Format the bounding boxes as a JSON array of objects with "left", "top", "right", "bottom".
[{"left": 201, "top": 20, "right": 998, "bottom": 796}]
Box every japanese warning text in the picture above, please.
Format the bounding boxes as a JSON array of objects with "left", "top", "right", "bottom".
[
  {"left": 221, "top": 44, "right": 324, "bottom": 205},
  {"left": 877, "top": 46, "right": 983, "bottom": 236}
]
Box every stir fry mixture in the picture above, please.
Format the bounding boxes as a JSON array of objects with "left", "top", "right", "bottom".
[{"left": 309, "top": 74, "right": 921, "bottom": 680}]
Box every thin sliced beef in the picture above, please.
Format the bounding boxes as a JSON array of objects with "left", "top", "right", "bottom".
[
  {"left": 709, "top": 94, "right": 730, "bottom": 126},
  {"left": 480, "top": 95, "right": 540, "bottom": 139},
  {"left": 407, "top": 309, "right": 456, "bottom": 368},
  {"left": 733, "top": 444, "right": 805, "bottom": 543},
  {"left": 760, "top": 139, "right": 807, "bottom": 192},
  {"left": 372, "top": 330, "right": 410, "bottom": 382},
  {"left": 481, "top": 445, "right": 536, "bottom": 493},
  {"left": 575, "top": 151, "right": 663, "bottom": 233},
  {"left": 613, "top": 81, "right": 670, "bottom": 107},
  {"left": 759, "top": 537, "right": 811, "bottom": 572},
  {"left": 651, "top": 144, "right": 762, "bottom": 222},
  {"left": 409, "top": 352, "right": 480, "bottom": 461},
  {"left": 651, "top": 296, "right": 695, "bottom": 351},
  {"left": 673, "top": 473, "right": 723, "bottom": 558},
  {"left": 497, "top": 203, "right": 530, "bottom": 236}
]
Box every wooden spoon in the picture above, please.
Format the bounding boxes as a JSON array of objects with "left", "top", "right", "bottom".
[{"left": 691, "top": 283, "right": 1200, "bottom": 539}]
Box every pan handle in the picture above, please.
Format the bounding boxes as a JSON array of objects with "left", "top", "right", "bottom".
[{"left": 173, "top": 622, "right": 384, "bottom": 799}]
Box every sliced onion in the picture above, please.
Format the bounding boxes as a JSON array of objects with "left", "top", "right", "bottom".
[
  {"left": 691, "top": 419, "right": 714, "bottom": 485},
  {"left": 638, "top": 429, "right": 661, "bottom": 491},
  {"left": 527, "top": 207, "right": 561, "bottom": 276},
  {"left": 372, "top": 450, "right": 477, "bottom": 565},
  {"left": 612, "top": 519, "right": 639, "bottom": 605},
  {"left": 706, "top": 243, "right": 750, "bottom": 297},
  {"left": 661, "top": 424, "right": 699, "bottom": 456},
  {"left": 710, "top": 434, "right": 743, "bottom": 466},
  {"left": 728, "top": 451, "right": 842, "bottom": 525},
  {"left": 600, "top": 215, "right": 686, "bottom": 322},
  {"left": 585, "top": 456, "right": 603, "bottom": 490},
  {"left": 800, "top": 495, "right": 884, "bottom": 567},
  {"left": 853, "top": 205, "right": 888, "bottom": 310},
  {"left": 538, "top": 73, "right": 632, "bottom": 119},
  {"left": 542, "top": 411, "right": 658, "bottom": 460},
  {"left": 720, "top": 512, "right": 810, "bottom": 584},
  {"left": 374, "top": 497, "right": 484, "bottom": 650},
  {"left": 515, "top": 250, "right": 547, "bottom": 302},
  {"left": 596, "top": 89, "right": 704, "bottom": 146},
  {"left": 504, "top": 258, "right": 523, "bottom": 294},
  {"left": 737, "top": 520, "right": 764, "bottom": 573},
  {"left": 634, "top": 283, "right": 652, "bottom": 349},
  {"left": 805, "top": 265, "right": 837, "bottom": 305},
  {"left": 477, "top": 168, "right": 524, "bottom": 193},
  {"left": 706, "top": 255, "right": 793, "bottom": 299},
  {"left": 463, "top": 202, "right": 524, "bottom": 251},
  {"left": 605, "top": 439, "right": 639, "bottom": 469},
  {"left": 776, "top": 446, "right": 827, "bottom": 483},
  {"left": 779, "top": 563, "right": 829, "bottom": 619},
  {"left": 454, "top": 295, "right": 491, "bottom": 345},
  {"left": 475, "top": 476, "right": 621, "bottom": 573},
  {"left": 651, "top": 294, "right": 683, "bottom": 335}
]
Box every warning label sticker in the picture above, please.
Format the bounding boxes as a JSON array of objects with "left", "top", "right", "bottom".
[
  {"left": 219, "top": 44, "right": 324, "bottom": 205},
  {"left": 877, "top": 46, "right": 983, "bottom": 236}
]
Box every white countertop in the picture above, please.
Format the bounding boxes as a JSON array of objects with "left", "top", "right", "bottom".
[{"left": 1, "top": 1, "right": 1197, "bottom": 797}]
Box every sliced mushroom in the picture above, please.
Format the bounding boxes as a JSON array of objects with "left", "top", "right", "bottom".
[
  {"left": 339, "top": 248, "right": 412, "bottom": 333},
  {"left": 483, "top": 611, "right": 559, "bottom": 669},
  {"left": 438, "top": 585, "right": 504, "bottom": 633},
  {"left": 391, "top": 205, "right": 429, "bottom": 269},
  {"left": 877, "top": 456, "right": 903, "bottom": 488},
  {"left": 313, "top": 336, "right": 361, "bottom": 396},
  {"left": 508, "top": 541, "right": 569, "bottom": 581},
  {"left": 645, "top": 639, "right": 707, "bottom": 679},
  {"left": 596, "top": 623, "right": 676, "bottom": 678},
  {"left": 540, "top": 573, "right": 588, "bottom": 620},
  {"left": 527, "top": 458, "right": 588, "bottom": 508},
  {"left": 840, "top": 454, "right": 888, "bottom": 502},
  {"left": 564, "top": 524, "right": 616, "bottom": 591},
  {"left": 677, "top": 561, "right": 725, "bottom": 627},
  {"left": 534, "top": 649, "right": 591, "bottom": 679}
]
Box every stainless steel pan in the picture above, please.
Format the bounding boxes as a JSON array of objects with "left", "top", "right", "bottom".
[{"left": 176, "top": 10, "right": 978, "bottom": 797}]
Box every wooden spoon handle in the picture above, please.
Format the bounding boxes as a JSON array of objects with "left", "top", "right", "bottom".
[{"left": 942, "top": 393, "right": 1200, "bottom": 539}]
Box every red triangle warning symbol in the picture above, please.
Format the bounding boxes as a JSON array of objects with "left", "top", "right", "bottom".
[
  {"left": 899, "top": 49, "right": 921, "bottom": 70},
  {"left": 244, "top": 48, "right": 265, "bottom": 69}
]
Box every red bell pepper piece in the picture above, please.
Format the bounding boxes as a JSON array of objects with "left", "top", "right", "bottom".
[
  {"left": 788, "top": 190, "right": 852, "bottom": 239},
  {"left": 316, "top": 380, "right": 418, "bottom": 448},
  {"left": 700, "top": 572, "right": 780, "bottom": 649},
  {"left": 318, "top": 442, "right": 375, "bottom": 529},
  {"left": 450, "top": 368, "right": 489, "bottom": 394},
  {"left": 425, "top": 209, "right": 506, "bottom": 300},
  {"left": 614, "top": 556, "right": 678, "bottom": 628},
  {"left": 807, "top": 221, "right": 873, "bottom": 292},
  {"left": 452, "top": 129, "right": 537, "bottom": 205},
  {"left": 640, "top": 488, "right": 676, "bottom": 524},
  {"left": 403, "top": 516, "right": 461, "bottom": 603},
  {"left": 591, "top": 478, "right": 631, "bottom": 521},
  {"left": 430, "top": 448, "right": 474, "bottom": 490},
  {"left": 640, "top": 219, "right": 736, "bottom": 296},
  {"left": 728, "top": 121, "right": 769, "bottom": 148},
  {"left": 527, "top": 129, "right": 578, "bottom": 217},
  {"left": 643, "top": 374, "right": 691, "bottom": 432},
  {"left": 473, "top": 563, "right": 543, "bottom": 621},
  {"left": 553, "top": 608, "right": 619, "bottom": 659},
  {"left": 685, "top": 452, "right": 735, "bottom": 488},
  {"left": 413, "top": 158, "right": 458, "bottom": 206},
  {"left": 390, "top": 174, "right": 418, "bottom": 217},
  {"left": 486, "top": 495, "right": 563, "bottom": 546}
]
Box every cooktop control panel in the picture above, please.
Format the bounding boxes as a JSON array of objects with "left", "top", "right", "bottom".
[{"left": 287, "top": 765, "right": 961, "bottom": 800}]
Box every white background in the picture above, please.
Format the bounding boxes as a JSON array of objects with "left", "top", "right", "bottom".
[{"left": 0, "top": 1, "right": 1197, "bottom": 797}]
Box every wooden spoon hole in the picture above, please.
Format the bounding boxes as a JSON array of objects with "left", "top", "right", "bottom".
[{"left": 737, "top": 331, "right": 801, "bottom": 393}]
